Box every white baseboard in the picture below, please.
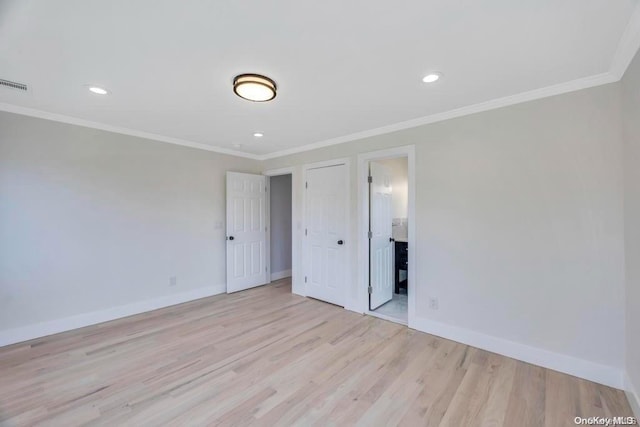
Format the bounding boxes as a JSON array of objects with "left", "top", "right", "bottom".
[
  {"left": 410, "top": 316, "right": 623, "bottom": 389},
  {"left": 270, "top": 269, "right": 292, "bottom": 281},
  {"left": 0, "top": 284, "right": 226, "bottom": 347},
  {"left": 626, "top": 372, "right": 640, "bottom": 419}
]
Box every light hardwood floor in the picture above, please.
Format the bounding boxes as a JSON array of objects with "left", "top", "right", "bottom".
[{"left": 0, "top": 279, "right": 633, "bottom": 426}]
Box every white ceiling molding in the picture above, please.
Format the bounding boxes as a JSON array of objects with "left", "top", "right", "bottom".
[
  {"left": 0, "top": 103, "right": 260, "bottom": 160},
  {"left": 259, "top": 72, "right": 618, "bottom": 160},
  {"left": 1, "top": 3, "right": 639, "bottom": 162},
  {"left": 610, "top": 3, "right": 640, "bottom": 79},
  {"left": 262, "top": 3, "right": 640, "bottom": 161},
  {"left": 0, "top": 70, "right": 628, "bottom": 163}
]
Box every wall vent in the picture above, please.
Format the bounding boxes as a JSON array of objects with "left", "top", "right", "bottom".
[{"left": 0, "top": 79, "right": 28, "bottom": 92}]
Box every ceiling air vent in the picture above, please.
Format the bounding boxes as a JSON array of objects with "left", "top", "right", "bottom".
[{"left": 0, "top": 78, "right": 28, "bottom": 92}]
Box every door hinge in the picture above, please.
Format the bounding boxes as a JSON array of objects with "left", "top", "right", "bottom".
[
  {"left": 305, "top": 276, "right": 308, "bottom": 283},
  {"left": 368, "top": 176, "right": 372, "bottom": 183},
  {"left": 305, "top": 181, "right": 308, "bottom": 189},
  {"left": 368, "top": 285, "right": 372, "bottom": 294},
  {"left": 368, "top": 231, "right": 372, "bottom": 239},
  {"left": 305, "top": 228, "right": 308, "bottom": 236}
]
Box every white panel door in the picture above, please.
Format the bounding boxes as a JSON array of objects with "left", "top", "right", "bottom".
[
  {"left": 305, "top": 164, "right": 347, "bottom": 306},
  {"left": 369, "top": 162, "right": 393, "bottom": 310},
  {"left": 226, "top": 172, "right": 267, "bottom": 293}
]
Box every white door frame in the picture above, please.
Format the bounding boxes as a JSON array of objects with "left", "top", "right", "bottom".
[
  {"left": 357, "top": 146, "right": 416, "bottom": 327},
  {"left": 263, "top": 166, "right": 298, "bottom": 292},
  {"left": 301, "top": 158, "right": 351, "bottom": 306}
]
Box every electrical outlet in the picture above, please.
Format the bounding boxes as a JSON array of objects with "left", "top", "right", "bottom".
[
  {"left": 169, "top": 276, "right": 177, "bottom": 286},
  {"left": 429, "top": 297, "right": 439, "bottom": 310}
]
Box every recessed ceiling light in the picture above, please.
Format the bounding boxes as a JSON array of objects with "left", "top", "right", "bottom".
[
  {"left": 422, "top": 73, "right": 442, "bottom": 83},
  {"left": 88, "top": 86, "right": 109, "bottom": 95},
  {"left": 253, "top": 132, "right": 264, "bottom": 138},
  {"left": 233, "top": 74, "right": 277, "bottom": 102}
]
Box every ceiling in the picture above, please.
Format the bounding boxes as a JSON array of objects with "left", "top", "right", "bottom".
[{"left": 1, "top": 0, "right": 639, "bottom": 159}]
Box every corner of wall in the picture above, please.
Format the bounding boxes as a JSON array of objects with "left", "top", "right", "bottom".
[
  {"left": 626, "top": 373, "right": 640, "bottom": 419},
  {"left": 609, "top": 4, "right": 640, "bottom": 80}
]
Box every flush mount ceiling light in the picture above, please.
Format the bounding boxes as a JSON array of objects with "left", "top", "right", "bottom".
[
  {"left": 422, "top": 72, "right": 442, "bottom": 83},
  {"left": 88, "top": 86, "right": 109, "bottom": 95},
  {"left": 253, "top": 132, "right": 264, "bottom": 138},
  {"left": 233, "top": 74, "right": 277, "bottom": 102}
]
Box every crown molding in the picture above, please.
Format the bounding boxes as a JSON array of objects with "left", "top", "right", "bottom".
[
  {"left": 260, "top": 71, "right": 618, "bottom": 160},
  {"left": 2, "top": 3, "right": 639, "bottom": 162},
  {"left": 260, "top": 3, "right": 640, "bottom": 160},
  {"left": 0, "top": 103, "right": 261, "bottom": 160},
  {"left": 610, "top": 2, "right": 640, "bottom": 80},
  {"left": 258, "top": 3, "right": 640, "bottom": 161},
  {"left": 0, "top": 70, "right": 620, "bottom": 163}
]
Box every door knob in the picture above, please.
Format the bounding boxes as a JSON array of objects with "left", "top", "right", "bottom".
[
  {"left": 337, "top": 240, "right": 344, "bottom": 245},
  {"left": 227, "top": 236, "right": 235, "bottom": 241}
]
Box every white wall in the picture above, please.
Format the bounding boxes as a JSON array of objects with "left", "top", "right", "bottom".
[
  {"left": 622, "top": 49, "right": 640, "bottom": 415},
  {"left": 0, "top": 111, "right": 261, "bottom": 339},
  {"left": 262, "top": 83, "right": 626, "bottom": 386},
  {"left": 377, "top": 157, "right": 408, "bottom": 219},
  {"left": 270, "top": 174, "right": 292, "bottom": 276}
]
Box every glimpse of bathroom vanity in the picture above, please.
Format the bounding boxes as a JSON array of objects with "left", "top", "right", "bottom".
[
  {"left": 394, "top": 239, "right": 408, "bottom": 294},
  {"left": 393, "top": 218, "right": 408, "bottom": 294}
]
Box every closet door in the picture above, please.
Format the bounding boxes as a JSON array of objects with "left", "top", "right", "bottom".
[{"left": 304, "top": 164, "right": 348, "bottom": 306}]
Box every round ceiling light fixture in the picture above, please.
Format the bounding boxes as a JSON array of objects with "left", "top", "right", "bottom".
[
  {"left": 422, "top": 72, "right": 442, "bottom": 83},
  {"left": 233, "top": 74, "right": 277, "bottom": 102},
  {"left": 88, "top": 86, "right": 109, "bottom": 95}
]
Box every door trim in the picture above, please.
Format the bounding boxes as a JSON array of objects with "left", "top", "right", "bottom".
[
  {"left": 301, "top": 158, "right": 351, "bottom": 306},
  {"left": 357, "top": 146, "right": 416, "bottom": 327},
  {"left": 263, "top": 167, "right": 299, "bottom": 293}
]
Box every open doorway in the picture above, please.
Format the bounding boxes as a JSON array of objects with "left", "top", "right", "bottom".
[
  {"left": 368, "top": 157, "right": 409, "bottom": 323},
  {"left": 268, "top": 174, "right": 292, "bottom": 282},
  {"left": 358, "top": 146, "right": 415, "bottom": 327},
  {"left": 225, "top": 168, "right": 297, "bottom": 295},
  {"left": 369, "top": 157, "right": 408, "bottom": 322}
]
